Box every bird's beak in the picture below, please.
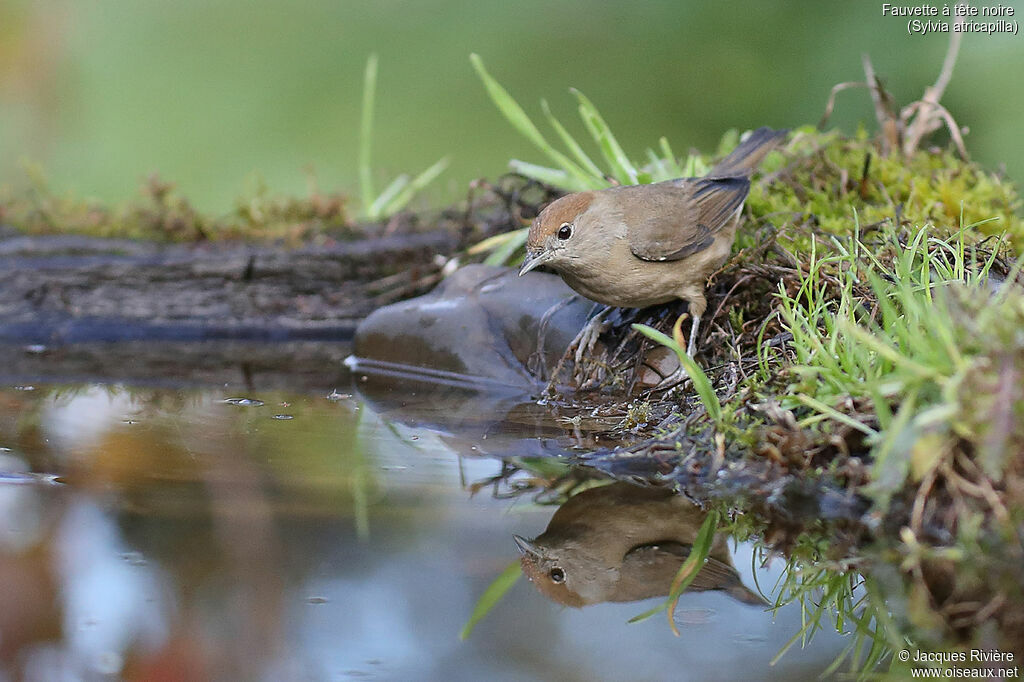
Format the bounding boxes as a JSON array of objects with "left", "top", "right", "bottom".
[
  {"left": 513, "top": 534, "right": 542, "bottom": 558},
  {"left": 518, "top": 250, "right": 553, "bottom": 277}
]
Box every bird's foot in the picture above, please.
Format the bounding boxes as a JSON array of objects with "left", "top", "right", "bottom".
[
  {"left": 654, "top": 361, "right": 691, "bottom": 391},
  {"left": 544, "top": 305, "right": 612, "bottom": 394},
  {"left": 529, "top": 295, "right": 579, "bottom": 380},
  {"left": 573, "top": 309, "right": 610, "bottom": 368}
]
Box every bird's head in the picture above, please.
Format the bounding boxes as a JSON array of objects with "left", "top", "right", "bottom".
[
  {"left": 518, "top": 192, "right": 596, "bottom": 277},
  {"left": 512, "top": 534, "right": 592, "bottom": 607}
]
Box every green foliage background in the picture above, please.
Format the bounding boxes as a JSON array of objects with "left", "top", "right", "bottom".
[{"left": 1, "top": 0, "right": 1022, "bottom": 212}]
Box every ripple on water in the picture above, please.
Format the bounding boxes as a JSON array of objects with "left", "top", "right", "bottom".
[{"left": 224, "top": 397, "right": 264, "bottom": 407}]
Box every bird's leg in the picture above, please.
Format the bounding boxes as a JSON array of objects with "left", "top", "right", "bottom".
[
  {"left": 573, "top": 305, "right": 611, "bottom": 368},
  {"left": 687, "top": 313, "right": 701, "bottom": 357},
  {"left": 530, "top": 294, "right": 579, "bottom": 381},
  {"left": 545, "top": 304, "right": 611, "bottom": 393}
]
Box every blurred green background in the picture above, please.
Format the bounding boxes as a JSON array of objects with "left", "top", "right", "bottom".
[{"left": 1, "top": 0, "right": 1021, "bottom": 214}]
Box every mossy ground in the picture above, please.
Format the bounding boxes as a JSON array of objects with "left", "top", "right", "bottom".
[
  {"left": 744, "top": 125, "right": 1023, "bottom": 252},
  {"left": 0, "top": 169, "right": 354, "bottom": 243}
]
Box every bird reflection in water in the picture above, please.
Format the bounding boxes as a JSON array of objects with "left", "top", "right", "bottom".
[{"left": 514, "top": 482, "right": 766, "bottom": 607}]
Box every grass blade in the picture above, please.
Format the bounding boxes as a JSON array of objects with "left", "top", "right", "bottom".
[
  {"left": 366, "top": 174, "right": 409, "bottom": 220},
  {"left": 359, "top": 54, "right": 378, "bottom": 211},
  {"left": 632, "top": 323, "right": 721, "bottom": 423},
  {"left": 795, "top": 394, "right": 878, "bottom": 437},
  {"left": 541, "top": 99, "right": 603, "bottom": 180},
  {"left": 508, "top": 160, "right": 572, "bottom": 188},
  {"left": 459, "top": 560, "right": 522, "bottom": 640},
  {"left": 628, "top": 510, "right": 720, "bottom": 628},
  {"left": 666, "top": 510, "right": 720, "bottom": 635},
  {"left": 571, "top": 88, "right": 637, "bottom": 184},
  {"left": 658, "top": 137, "right": 684, "bottom": 177},
  {"left": 467, "top": 227, "right": 528, "bottom": 256},
  {"left": 378, "top": 156, "right": 450, "bottom": 216},
  {"left": 470, "top": 54, "right": 599, "bottom": 191},
  {"left": 359, "top": 56, "right": 448, "bottom": 219},
  {"left": 483, "top": 228, "right": 529, "bottom": 266}
]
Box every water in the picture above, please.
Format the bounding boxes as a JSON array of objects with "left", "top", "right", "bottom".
[{"left": 0, "top": 347, "right": 848, "bottom": 681}]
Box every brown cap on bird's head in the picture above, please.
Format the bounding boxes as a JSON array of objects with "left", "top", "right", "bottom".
[
  {"left": 525, "top": 192, "right": 595, "bottom": 251},
  {"left": 520, "top": 192, "right": 596, "bottom": 276}
]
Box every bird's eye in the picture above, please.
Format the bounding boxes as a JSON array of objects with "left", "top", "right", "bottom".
[
  {"left": 549, "top": 567, "right": 565, "bottom": 584},
  {"left": 557, "top": 223, "right": 572, "bottom": 240}
]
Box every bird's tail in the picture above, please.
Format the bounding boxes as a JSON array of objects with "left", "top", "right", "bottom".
[
  {"left": 725, "top": 582, "right": 772, "bottom": 607},
  {"left": 708, "top": 127, "right": 788, "bottom": 178}
]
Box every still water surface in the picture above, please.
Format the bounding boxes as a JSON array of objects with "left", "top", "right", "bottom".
[{"left": 0, "top": 347, "right": 847, "bottom": 681}]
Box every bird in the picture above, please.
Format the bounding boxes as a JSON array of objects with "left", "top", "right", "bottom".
[
  {"left": 518, "top": 127, "right": 787, "bottom": 371},
  {"left": 513, "top": 482, "right": 767, "bottom": 607}
]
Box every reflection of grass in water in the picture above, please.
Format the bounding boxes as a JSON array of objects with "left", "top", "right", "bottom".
[
  {"left": 627, "top": 510, "right": 721, "bottom": 636},
  {"left": 350, "top": 402, "right": 370, "bottom": 542},
  {"left": 459, "top": 560, "right": 521, "bottom": 641},
  {"left": 351, "top": 463, "right": 370, "bottom": 541},
  {"left": 224, "top": 392, "right": 382, "bottom": 524},
  {"left": 766, "top": 552, "right": 892, "bottom": 676}
]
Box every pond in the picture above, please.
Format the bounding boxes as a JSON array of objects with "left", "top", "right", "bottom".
[{"left": 0, "top": 341, "right": 848, "bottom": 681}]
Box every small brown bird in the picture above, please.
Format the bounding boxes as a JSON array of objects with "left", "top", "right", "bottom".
[
  {"left": 519, "top": 127, "right": 787, "bottom": 358},
  {"left": 513, "top": 482, "right": 766, "bottom": 607}
]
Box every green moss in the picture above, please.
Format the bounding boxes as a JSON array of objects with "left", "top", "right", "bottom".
[
  {"left": 621, "top": 399, "right": 653, "bottom": 430},
  {"left": 743, "top": 125, "right": 1024, "bottom": 253},
  {"left": 0, "top": 168, "right": 354, "bottom": 243}
]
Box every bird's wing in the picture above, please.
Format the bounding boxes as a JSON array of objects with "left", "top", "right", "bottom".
[
  {"left": 622, "top": 542, "right": 743, "bottom": 593},
  {"left": 626, "top": 176, "right": 750, "bottom": 262}
]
